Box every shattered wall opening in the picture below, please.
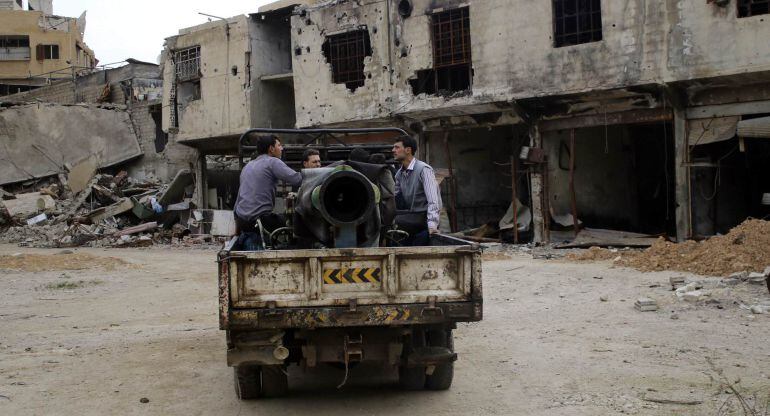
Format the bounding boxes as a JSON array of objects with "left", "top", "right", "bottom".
[
  {"left": 321, "top": 28, "right": 372, "bottom": 92},
  {"left": 410, "top": 7, "right": 473, "bottom": 96},
  {"left": 738, "top": 0, "right": 770, "bottom": 17},
  {"left": 543, "top": 122, "right": 676, "bottom": 237},
  {"left": 427, "top": 126, "right": 525, "bottom": 235},
  {"left": 552, "top": 0, "right": 603, "bottom": 47},
  {"left": 690, "top": 113, "right": 770, "bottom": 237}
]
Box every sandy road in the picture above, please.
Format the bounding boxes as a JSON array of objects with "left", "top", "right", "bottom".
[{"left": 0, "top": 244, "right": 768, "bottom": 415}]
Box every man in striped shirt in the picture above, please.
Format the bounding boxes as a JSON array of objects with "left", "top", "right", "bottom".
[{"left": 392, "top": 136, "right": 442, "bottom": 246}]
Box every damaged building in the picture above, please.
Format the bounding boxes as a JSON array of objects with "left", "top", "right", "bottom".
[
  {"left": 275, "top": 0, "right": 770, "bottom": 243},
  {"left": 2, "top": 59, "right": 197, "bottom": 183},
  {"left": 0, "top": 0, "right": 96, "bottom": 96},
  {"left": 160, "top": 4, "right": 310, "bottom": 211}
]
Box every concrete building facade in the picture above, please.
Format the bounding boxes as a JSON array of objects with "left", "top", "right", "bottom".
[
  {"left": 0, "top": 1, "right": 95, "bottom": 96},
  {"left": 283, "top": 0, "right": 770, "bottom": 241}
]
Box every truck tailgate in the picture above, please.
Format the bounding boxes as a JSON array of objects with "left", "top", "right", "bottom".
[{"left": 221, "top": 245, "right": 481, "bottom": 309}]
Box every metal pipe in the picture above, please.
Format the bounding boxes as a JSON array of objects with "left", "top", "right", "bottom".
[
  {"left": 511, "top": 155, "right": 519, "bottom": 243},
  {"left": 569, "top": 129, "right": 579, "bottom": 237}
]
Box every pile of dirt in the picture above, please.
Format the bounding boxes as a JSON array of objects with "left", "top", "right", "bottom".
[
  {"left": 569, "top": 219, "right": 770, "bottom": 276},
  {"left": 567, "top": 246, "right": 619, "bottom": 262},
  {"left": 0, "top": 252, "right": 130, "bottom": 272}
]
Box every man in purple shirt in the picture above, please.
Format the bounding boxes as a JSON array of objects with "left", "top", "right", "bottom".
[{"left": 234, "top": 135, "right": 302, "bottom": 236}]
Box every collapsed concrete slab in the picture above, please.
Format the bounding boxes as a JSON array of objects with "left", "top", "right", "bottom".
[{"left": 0, "top": 103, "right": 143, "bottom": 186}]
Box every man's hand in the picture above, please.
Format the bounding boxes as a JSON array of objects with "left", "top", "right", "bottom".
[{"left": 429, "top": 227, "right": 439, "bottom": 235}]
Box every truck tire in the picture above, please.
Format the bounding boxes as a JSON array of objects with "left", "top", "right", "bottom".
[
  {"left": 233, "top": 365, "right": 261, "bottom": 400},
  {"left": 425, "top": 329, "right": 454, "bottom": 391},
  {"left": 399, "top": 329, "right": 427, "bottom": 390},
  {"left": 260, "top": 365, "right": 289, "bottom": 398}
]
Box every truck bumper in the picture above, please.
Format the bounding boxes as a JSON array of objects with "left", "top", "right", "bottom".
[{"left": 224, "top": 301, "right": 482, "bottom": 330}]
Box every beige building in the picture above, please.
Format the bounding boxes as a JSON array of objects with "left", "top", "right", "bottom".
[{"left": 0, "top": 0, "right": 95, "bottom": 96}]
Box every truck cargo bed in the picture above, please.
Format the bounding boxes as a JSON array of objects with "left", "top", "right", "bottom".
[{"left": 219, "top": 235, "right": 483, "bottom": 330}]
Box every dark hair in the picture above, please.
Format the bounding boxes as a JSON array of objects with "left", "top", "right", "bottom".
[
  {"left": 349, "top": 147, "right": 371, "bottom": 162},
  {"left": 256, "top": 135, "right": 279, "bottom": 155},
  {"left": 368, "top": 153, "right": 386, "bottom": 164},
  {"left": 302, "top": 148, "right": 320, "bottom": 162},
  {"left": 396, "top": 135, "right": 418, "bottom": 155}
]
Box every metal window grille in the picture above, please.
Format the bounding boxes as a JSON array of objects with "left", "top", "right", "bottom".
[
  {"left": 322, "top": 29, "right": 371, "bottom": 91},
  {"left": 553, "top": 0, "right": 603, "bottom": 47},
  {"left": 175, "top": 46, "right": 201, "bottom": 81},
  {"left": 431, "top": 7, "right": 471, "bottom": 68},
  {"left": 738, "top": 0, "right": 770, "bottom": 17}
]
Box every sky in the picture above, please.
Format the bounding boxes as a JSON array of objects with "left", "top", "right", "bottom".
[{"left": 48, "top": 0, "right": 275, "bottom": 66}]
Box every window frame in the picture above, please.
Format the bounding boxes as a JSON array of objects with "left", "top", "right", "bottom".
[
  {"left": 737, "top": 0, "right": 770, "bottom": 18},
  {"left": 174, "top": 45, "right": 202, "bottom": 82},
  {"left": 552, "top": 0, "right": 604, "bottom": 48},
  {"left": 0, "top": 35, "right": 31, "bottom": 61},
  {"left": 322, "top": 28, "right": 372, "bottom": 91}
]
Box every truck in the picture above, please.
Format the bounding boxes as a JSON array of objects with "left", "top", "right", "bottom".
[{"left": 218, "top": 128, "right": 483, "bottom": 399}]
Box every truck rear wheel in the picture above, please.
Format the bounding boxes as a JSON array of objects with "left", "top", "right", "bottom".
[
  {"left": 424, "top": 329, "right": 454, "bottom": 390},
  {"left": 233, "top": 365, "right": 261, "bottom": 400},
  {"left": 399, "top": 329, "right": 427, "bottom": 390},
  {"left": 260, "top": 365, "right": 289, "bottom": 398}
]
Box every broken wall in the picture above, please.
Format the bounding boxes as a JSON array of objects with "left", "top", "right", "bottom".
[
  {"left": 291, "top": 0, "right": 770, "bottom": 128},
  {"left": 248, "top": 13, "right": 296, "bottom": 129},
  {"left": 0, "top": 103, "right": 142, "bottom": 185}
]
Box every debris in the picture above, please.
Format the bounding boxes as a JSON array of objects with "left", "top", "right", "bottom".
[
  {"left": 747, "top": 272, "right": 766, "bottom": 285},
  {"left": 2, "top": 192, "right": 56, "bottom": 217},
  {"left": 186, "top": 210, "right": 236, "bottom": 237},
  {"left": 26, "top": 213, "right": 47, "bottom": 226},
  {"left": 634, "top": 297, "right": 658, "bottom": 312},
  {"left": 0, "top": 167, "right": 207, "bottom": 248},
  {"left": 555, "top": 228, "right": 661, "bottom": 249},
  {"left": 675, "top": 282, "right": 703, "bottom": 297},
  {"left": 66, "top": 156, "right": 98, "bottom": 194},
  {"left": 750, "top": 305, "right": 769, "bottom": 314},
  {"left": 114, "top": 222, "right": 158, "bottom": 237},
  {"left": 681, "top": 290, "right": 707, "bottom": 302},
  {"left": 641, "top": 394, "right": 702, "bottom": 406},
  {"left": 157, "top": 169, "right": 194, "bottom": 206},
  {"left": 600, "top": 295, "right": 609, "bottom": 302},
  {"left": 669, "top": 276, "right": 686, "bottom": 290},
  {"left": 87, "top": 198, "right": 134, "bottom": 223},
  {"left": 568, "top": 219, "right": 770, "bottom": 276}
]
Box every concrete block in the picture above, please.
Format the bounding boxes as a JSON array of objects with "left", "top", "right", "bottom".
[
  {"left": 635, "top": 297, "right": 658, "bottom": 312},
  {"left": 67, "top": 156, "right": 98, "bottom": 194},
  {"left": 2, "top": 192, "right": 56, "bottom": 217}
]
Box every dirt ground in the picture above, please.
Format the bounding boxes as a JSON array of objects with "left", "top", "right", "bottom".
[{"left": 1, "top": 244, "right": 768, "bottom": 415}]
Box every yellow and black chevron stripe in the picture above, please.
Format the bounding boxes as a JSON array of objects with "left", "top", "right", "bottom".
[
  {"left": 383, "top": 308, "right": 411, "bottom": 322},
  {"left": 323, "top": 267, "right": 382, "bottom": 284}
]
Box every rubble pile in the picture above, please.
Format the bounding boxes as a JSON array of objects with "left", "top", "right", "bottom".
[
  {"left": 623, "top": 219, "right": 770, "bottom": 276},
  {"left": 569, "top": 219, "right": 770, "bottom": 277},
  {"left": 0, "top": 168, "right": 229, "bottom": 249}
]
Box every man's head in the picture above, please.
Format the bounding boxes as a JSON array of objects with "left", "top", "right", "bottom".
[
  {"left": 256, "top": 135, "right": 283, "bottom": 158},
  {"left": 302, "top": 148, "right": 321, "bottom": 169},
  {"left": 349, "top": 147, "right": 371, "bottom": 163},
  {"left": 392, "top": 136, "right": 418, "bottom": 162}
]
